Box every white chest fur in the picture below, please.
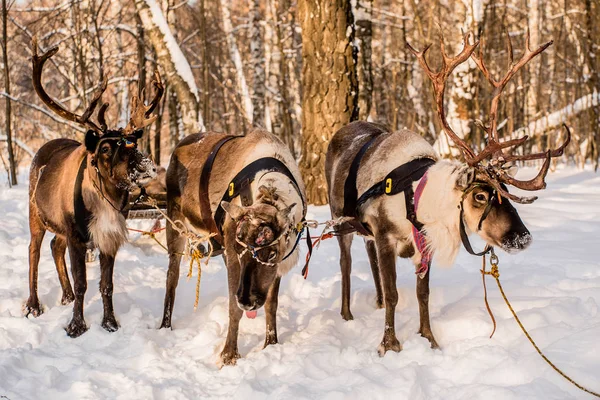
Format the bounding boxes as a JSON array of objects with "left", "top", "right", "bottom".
[{"left": 87, "top": 201, "right": 128, "bottom": 256}]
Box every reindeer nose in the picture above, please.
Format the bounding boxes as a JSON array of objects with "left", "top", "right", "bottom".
[{"left": 503, "top": 229, "right": 532, "bottom": 251}]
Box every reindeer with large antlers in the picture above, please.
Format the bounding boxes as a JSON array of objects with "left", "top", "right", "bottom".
[
  {"left": 25, "top": 38, "right": 163, "bottom": 337},
  {"left": 325, "top": 31, "right": 569, "bottom": 355}
]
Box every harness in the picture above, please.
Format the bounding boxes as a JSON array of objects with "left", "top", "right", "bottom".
[
  {"left": 199, "top": 135, "right": 307, "bottom": 264},
  {"left": 342, "top": 133, "right": 436, "bottom": 237},
  {"left": 342, "top": 135, "right": 497, "bottom": 277}
]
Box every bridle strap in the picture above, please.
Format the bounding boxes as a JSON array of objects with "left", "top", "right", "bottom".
[{"left": 459, "top": 183, "right": 495, "bottom": 256}]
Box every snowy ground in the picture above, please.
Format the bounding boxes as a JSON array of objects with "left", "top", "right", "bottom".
[{"left": 0, "top": 166, "right": 599, "bottom": 400}]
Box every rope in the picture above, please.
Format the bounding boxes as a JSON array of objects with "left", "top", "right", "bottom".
[
  {"left": 481, "top": 255, "right": 497, "bottom": 338},
  {"left": 129, "top": 197, "right": 215, "bottom": 312},
  {"left": 481, "top": 251, "right": 600, "bottom": 398}
]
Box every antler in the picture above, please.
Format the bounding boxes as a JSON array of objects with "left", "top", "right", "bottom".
[
  {"left": 32, "top": 37, "right": 107, "bottom": 134},
  {"left": 408, "top": 31, "right": 571, "bottom": 204},
  {"left": 123, "top": 70, "right": 164, "bottom": 134},
  {"left": 407, "top": 31, "right": 479, "bottom": 161}
]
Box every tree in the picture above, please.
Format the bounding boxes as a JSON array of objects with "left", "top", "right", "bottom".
[
  {"left": 298, "top": 0, "right": 358, "bottom": 205},
  {"left": 353, "top": 0, "right": 373, "bottom": 120},
  {"left": 134, "top": 0, "right": 203, "bottom": 136},
  {"left": 250, "top": 0, "right": 266, "bottom": 127},
  {"left": 1, "top": 0, "right": 16, "bottom": 185}
]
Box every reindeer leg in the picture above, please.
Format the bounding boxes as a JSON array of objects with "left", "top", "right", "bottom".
[
  {"left": 264, "top": 276, "right": 281, "bottom": 348},
  {"left": 416, "top": 267, "right": 439, "bottom": 349},
  {"left": 65, "top": 236, "right": 88, "bottom": 338},
  {"left": 337, "top": 233, "right": 354, "bottom": 321},
  {"left": 220, "top": 253, "right": 243, "bottom": 366},
  {"left": 51, "top": 236, "right": 74, "bottom": 305},
  {"left": 160, "top": 198, "right": 185, "bottom": 329},
  {"left": 365, "top": 239, "right": 384, "bottom": 309},
  {"left": 99, "top": 252, "right": 119, "bottom": 332},
  {"left": 375, "top": 234, "right": 401, "bottom": 356},
  {"left": 25, "top": 212, "right": 46, "bottom": 317}
]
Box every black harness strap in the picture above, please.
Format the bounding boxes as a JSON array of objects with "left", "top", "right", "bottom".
[
  {"left": 356, "top": 157, "right": 436, "bottom": 210},
  {"left": 213, "top": 157, "right": 304, "bottom": 237},
  {"left": 343, "top": 134, "right": 382, "bottom": 217},
  {"left": 199, "top": 135, "right": 238, "bottom": 243},
  {"left": 74, "top": 157, "right": 92, "bottom": 243}
]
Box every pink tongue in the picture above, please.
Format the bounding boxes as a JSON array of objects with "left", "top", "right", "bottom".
[{"left": 245, "top": 310, "right": 258, "bottom": 319}]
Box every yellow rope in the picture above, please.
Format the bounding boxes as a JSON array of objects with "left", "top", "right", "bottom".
[
  {"left": 133, "top": 197, "right": 216, "bottom": 312},
  {"left": 482, "top": 252, "right": 600, "bottom": 398}
]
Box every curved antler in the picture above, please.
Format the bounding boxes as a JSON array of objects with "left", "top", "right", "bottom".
[
  {"left": 32, "top": 37, "right": 107, "bottom": 134},
  {"left": 407, "top": 32, "right": 480, "bottom": 160},
  {"left": 409, "top": 30, "right": 567, "bottom": 203},
  {"left": 123, "top": 70, "right": 164, "bottom": 134}
]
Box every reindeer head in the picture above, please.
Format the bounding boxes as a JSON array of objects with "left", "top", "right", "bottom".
[
  {"left": 408, "top": 31, "right": 570, "bottom": 253},
  {"left": 32, "top": 38, "right": 163, "bottom": 192},
  {"left": 221, "top": 186, "right": 297, "bottom": 312}
]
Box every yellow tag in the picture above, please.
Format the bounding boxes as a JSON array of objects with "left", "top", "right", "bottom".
[
  {"left": 228, "top": 182, "right": 235, "bottom": 196},
  {"left": 385, "top": 178, "right": 392, "bottom": 194}
]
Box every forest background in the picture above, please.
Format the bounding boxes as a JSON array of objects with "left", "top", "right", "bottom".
[{"left": 0, "top": 0, "right": 598, "bottom": 204}]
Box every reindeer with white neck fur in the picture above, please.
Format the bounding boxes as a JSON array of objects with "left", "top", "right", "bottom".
[
  {"left": 25, "top": 40, "right": 162, "bottom": 338},
  {"left": 325, "top": 31, "right": 570, "bottom": 355}
]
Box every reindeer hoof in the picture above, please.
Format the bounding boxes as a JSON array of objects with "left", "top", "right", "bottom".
[
  {"left": 101, "top": 316, "right": 120, "bottom": 332},
  {"left": 419, "top": 330, "right": 440, "bottom": 349},
  {"left": 65, "top": 319, "right": 88, "bottom": 338},
  {"left": 378, "top": 337, "right": 402, "bottom": 356},
  {"left": 341, "top": 310, "right": 354, "bottom": 321},
  {"left": 24, "top": 300, "right": 44, "bottom": 318},
  {"left": 220, "top": 350, "right": 241, "bottom": 367},
  {"left": 60, "top": 293, "right": 75, "bottom": 305},
  {"left": 264, "top": 336, "right": 278, "bottom": 348}
]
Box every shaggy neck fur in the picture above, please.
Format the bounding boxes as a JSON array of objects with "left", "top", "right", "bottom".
[
  {"left": 416, "top": 160, "right": 465, "bottom": 267},
  {"left": 82, "top": 164, "right": 128, "bottom": 256}
]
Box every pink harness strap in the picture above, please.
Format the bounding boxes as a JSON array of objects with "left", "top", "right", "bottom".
[{"left": 412, "top": 171, "right": 431, "bottom": 279}]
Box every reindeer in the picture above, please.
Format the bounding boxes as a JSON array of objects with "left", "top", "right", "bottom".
[
  {"left": 325, "top": 32, "right": 570, "bottom": 355},
  {"left": 159, "top": 130, "right": 306, "bottom": 366},
  {"left": 25, "top": 40, "right": 163, "bottom": 338}
]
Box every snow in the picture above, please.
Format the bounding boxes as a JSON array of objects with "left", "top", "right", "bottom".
[{"left": 1, "top": 166, "right": 600, "bottom": 399}]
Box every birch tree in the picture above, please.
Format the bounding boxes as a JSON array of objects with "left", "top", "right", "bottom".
[
  {"left": 134, "top": 0, "right": 203, "bottom": 135},
  {"left": 220, "top": 0, "right": 253, "bottom": 125},
  {"left": 1, "top": 0, "right": 16, "bottom": 185},
  {"left": 353, "top": 0, "right": 373, "bottom": 120},
  {"left": 298, "top": 0, "right": 358, "bottom": 205}
]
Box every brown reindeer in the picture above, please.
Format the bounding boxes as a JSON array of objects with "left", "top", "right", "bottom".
[
  {"left": 325, "top": 32, "right": 569, "bottom": 355},
  {"left": 25, "top": 40, "right": 163, "bottom": 338},
  {"left": 159, "top": 130, "right": 306, "bottom": 366}
]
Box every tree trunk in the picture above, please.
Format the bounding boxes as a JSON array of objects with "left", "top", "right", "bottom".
[
  {"left": 250, "top": 0, "right": 266, "bottom": 127},
  {"left": 353, "top": 0, "right": 373, "bottom": 120},
  {"left": 298, "top": 0, "right": 358, "bottom": 205},
  {"left": 265, "top": 0, "right": 296, "bottom": 155},
  {"left": 584, "top": 0, "right": 600, "bottom": 169},
  {"left": 220, "top": 0, "right": 253, "bottom": 126},
  {"left": 1, "top": 0, "right": 16, "bottom": 185},
  {"left": 134, "top": 0, "right": 202, "bottom": 135},
  {"left": 135, "top": 11, "right": 151, "bottom": 155},
  {"left": 199, "top": 0, "right": 211, "bottom": 128}
]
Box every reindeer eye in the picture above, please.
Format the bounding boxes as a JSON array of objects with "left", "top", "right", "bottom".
[
  {"left": 268, "top": 250, "right": 277, "bottom": 262},
  {"left": 101, "top": 146, "right": 110, "bottom": 154},
  {"left": 475, "top": 193, "right": 488, "bottom": 203}
]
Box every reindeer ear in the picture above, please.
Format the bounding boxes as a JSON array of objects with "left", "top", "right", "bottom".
[
  {"left": 221, "top": 201, "right": 244, "bottom": 220},
  {"left": 456, "top": 166, "right": 476, "bottom": 190},
  {"left": 84, "top": 130, "right": 101, "bottom": 153},
  {"left": 277, "top": 203, "right": 297, "bottom": 224},
  {"left": 133, "top": 129, "right": 144, "bottom": 139}
]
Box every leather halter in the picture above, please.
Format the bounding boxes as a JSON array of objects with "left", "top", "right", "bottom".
[
  {"left": 458, "top": 183, "right": 499, "bottom": 256},
  {"left": 198, "top": 135, "right": 305, "bottom": 257}
]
